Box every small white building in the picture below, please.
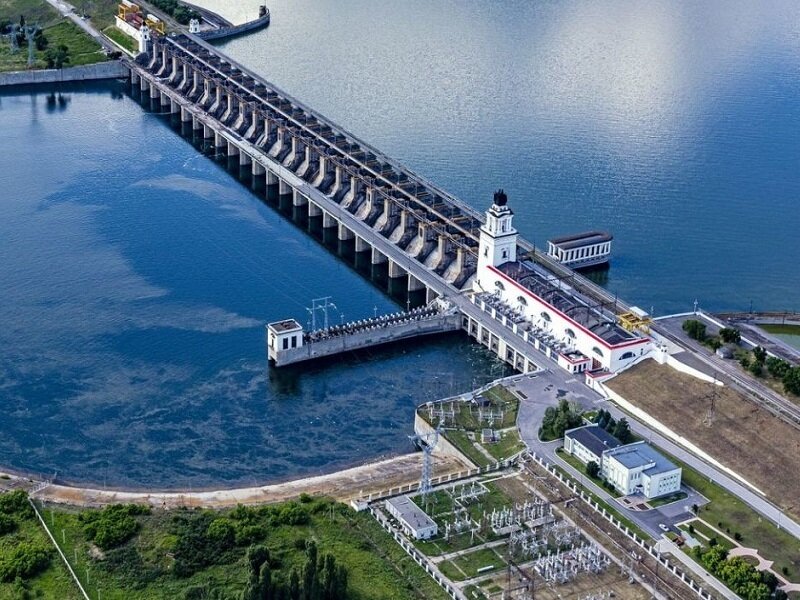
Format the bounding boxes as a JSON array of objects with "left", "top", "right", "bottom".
[
  {"left": 602, "top": 442, "right": 682, "bottom": 499},
  {"left": 547, "top": 231, "right": 612, "bottom": 269},
  {"left": 266, "top": 319, "right": 304, "bottom": 362},
  {"left": 563, "top": 425, "right": 621, "bottom": 466},
  {"left": 385, "top": 495, "right": 438, "bottom": 540}
]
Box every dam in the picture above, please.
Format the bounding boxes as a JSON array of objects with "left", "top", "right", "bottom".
[{"left": 125, "top": 30, "right": 654, "bottom": 378}]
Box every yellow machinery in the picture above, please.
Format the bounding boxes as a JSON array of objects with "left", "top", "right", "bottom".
[
  {"left": 145, "top": 14, "right": 166, "bottom": 35},
  {"left": 117, "top": 1, "right": 140, "bottom": 20},
  {"left": 618, "top": 310, "right": 652, "bottom": 334}
]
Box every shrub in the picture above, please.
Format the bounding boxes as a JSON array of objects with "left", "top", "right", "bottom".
[
  {"left": 80, "top": 504, "right": 148, "bottom": 550},
  {"left": 683, "top": 319, "right": 706, "bottom": 341},
  {"left": 0, "top": 543, "right": 51, "bottom": 582},
  {"left": 0, "top": 514, "right": 17, "bottom": 535},
  {"left": 0, "top": 491, "right": 33, "bottom": 519}
]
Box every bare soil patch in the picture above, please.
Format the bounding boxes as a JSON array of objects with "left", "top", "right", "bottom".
[{"left": 608, "top": 359, "right": 800, "bottom": 519}]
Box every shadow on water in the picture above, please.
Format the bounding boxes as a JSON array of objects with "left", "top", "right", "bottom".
[{"left": 130, "top": 82, "right": 429, "bottom": 319}]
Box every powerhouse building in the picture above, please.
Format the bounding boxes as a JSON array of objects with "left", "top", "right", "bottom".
[{"left": 473, "top": 192, "right": 652, "bottom": 375}]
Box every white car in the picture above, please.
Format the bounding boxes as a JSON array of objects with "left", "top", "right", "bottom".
[{"left": 658, "top": 523, "right": 670, "bottom": 532}]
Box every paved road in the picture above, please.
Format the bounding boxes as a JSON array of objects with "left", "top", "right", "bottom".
[{"left": 507, "top": 371, "right": 702, "bottom": 539}]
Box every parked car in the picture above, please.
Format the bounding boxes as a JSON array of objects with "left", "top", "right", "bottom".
[{"left": 658, "top": 523, "right": 670, "bottom": 532}]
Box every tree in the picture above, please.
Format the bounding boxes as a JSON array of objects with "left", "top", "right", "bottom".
[
  {"left": 719, "top": 327, "right": 741, "bottom": 344},
  {"left": 748, "top": 361, "right": 762, "bottom": 377},
  {"left": 683, "top": 319, "right": 707, "bottom": 341},
  {"left": 783, "top": 366, "right": 800, "bottom": 396},
  {"left": 766, "top": 356, "right": 790, "bottom": 378},
  {"left": 0, "top": 514, "right": 17, "bottom": 535},
  {"left": 752, "top": 346, "right": 767, "bottom": 365},
  {"left": 44, "top": 44, "right": 70, "bottom": 69},
  {"left": 586, "top": 461, "right": 600, "bottom": 479},
  {"left": 612, "top": 418, "right": 633, "bottom": 443},
  {"left": 539, "top": 398, "right": 583, "bottom": 441}
]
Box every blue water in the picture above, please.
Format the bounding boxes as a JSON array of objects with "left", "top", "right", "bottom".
[
  {"left": 0, "top": 84, "right": 503, "bottom": 488},
  {"left": 3, "top": 0, "right": 800, "bottom": 487},
  {"left": 202, "top": 0, "right": 800, "bottom": 315}
]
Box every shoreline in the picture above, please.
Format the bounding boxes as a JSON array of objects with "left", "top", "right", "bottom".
[{"left": 1, "top": 452, "right": 472, "bottom": 509}]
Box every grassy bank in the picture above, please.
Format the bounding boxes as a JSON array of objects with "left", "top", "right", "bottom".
[
  {"left": 0, "top": 17, "right": 106, "bottom": 72},
  {"left": 0, "top": 492, "right": 81, "bottom": 599},
  {"left": 103, "top": 25, "right": 136, "bottom": 53},
  {"left": 667, "top": 453, "right": 800, "bottom": 579},
  {"left": 36, "top": 495, "right": 450, "bottom": 599}
]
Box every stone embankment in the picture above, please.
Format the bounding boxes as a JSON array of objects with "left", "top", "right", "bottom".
[
  {"left": 0, "top": 61, "right": 128, "bottom": 87},
  {"left": 0, "top": 452, "right": 469, "bottom": 509}
]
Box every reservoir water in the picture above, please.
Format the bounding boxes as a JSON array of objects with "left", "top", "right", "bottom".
[
  {"left": 0, "top": 83, "right": 504, "bottom": 488},
  {"left": 203, "top": 0, "right": 800, "bottom": 315},
  {"left": 2, "top": 0, "right": 800, "bottom": 487}
]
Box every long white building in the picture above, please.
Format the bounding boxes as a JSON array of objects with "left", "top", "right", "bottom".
[{"left": 474, "top": 192, "right": 651, "bottom": 374}]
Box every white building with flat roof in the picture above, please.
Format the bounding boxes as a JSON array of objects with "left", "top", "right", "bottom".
[
  {"left": 385, "top": 495, "right": 438, "bottom": 540},
  {"left": 564, "top": 425, "right": 621, "bottom": 466},
  {"left": 601, "top": 442, "right": 681, "bottom": 499},
  {"left": 474, "top": 191, "right": 652, "bottom": 374}
]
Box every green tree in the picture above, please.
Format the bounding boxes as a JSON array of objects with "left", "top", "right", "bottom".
[
  {"left": 783, "top": 366, "right": 800, "bottom": 396},
  {"left": 612, "top": 417, "right": 633, "bottom": 443},
  {"left": 682, "top": 319, "right": 707, "bottom": 341},
  {"left": 719, "top": 327, "right": 741, "bottom": 344},
  {"left": 206, "top": 519, "right": 235, "bottom": 550},
  {"left": 44, "top": 44, "right": 70, "bottom": 69},
  {"left": 0, "top": 514, "right": 17, "bottom": 535},
  {"left": 585, "top": 461, "right": 600, "bottom": 479},
  {"left": 766, "top": 356, "right": 790, "bottom": 378},
  {"left": 752, "top": 346, "right": 767, "bottom": 365},
  {"left": 748, "top": 361, "right": 762, "bottom": 377}
]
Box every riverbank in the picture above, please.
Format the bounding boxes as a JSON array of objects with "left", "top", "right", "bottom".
[
  {"left": 0, "top": 59, "right": 126, "bottom": 86},
  {"left": 0, "top": 452, "right": 470, "bottom": 509}
]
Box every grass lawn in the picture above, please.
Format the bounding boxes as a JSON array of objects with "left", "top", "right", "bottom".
[
  {"left": 555, "top": 447, "right": 603, "bottom": 486},
  {"left": 440, "top": 546, "right": 505, "bottom": 581},
  {"left": 103, "top": 25, "right": 137, "bottom": 53},
  {"left": 484, "top": 429, "right": 525, "bottom": 461},
  {"left": 0, "top": 505, "right": 81, "bottom": 599},
  {"left": 680, "top": 520, "right": 735, "bottom": 551},
  {"left": 43, "top": 21, "right": 105, "bottom": 66},
  {"left": 648, "top": 491, "right": 688, "bottom": 508},
  {"left": 446, "top": 430, "right": 492, "bottom": 468},
  {"left": 37, "top": 497, "right": 452, "bottom": 600},
  {"left": 667, "top": 452, "right": 800, "bottom": 578},
  {"left": 0, "top": 0, "right": 62, "bottom": 27}
]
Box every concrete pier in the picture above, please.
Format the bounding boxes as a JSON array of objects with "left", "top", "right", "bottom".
[{"left": 267, "top": 301, "right": 461, "bottom": 367}]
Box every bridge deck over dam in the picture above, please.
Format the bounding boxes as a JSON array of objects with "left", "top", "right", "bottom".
[{"left": 125, "top": 32, "right": 642, "bottom": 376}]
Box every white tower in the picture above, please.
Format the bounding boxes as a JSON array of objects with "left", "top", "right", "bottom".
[
  {"left": 189, "top": 18, "right": 201, "bottom": 34},
  {"left": 477, "top": 190, "right": 518, "bottom": 282},
  {"left": 138, "top": 24, "right": 151, "bottom": 54}
]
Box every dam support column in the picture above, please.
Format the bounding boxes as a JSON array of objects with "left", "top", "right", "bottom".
[
  {"left": 322, "top": 211, "right": 337, "bottom": 244},
  {"left": 388, "top": 259, "right": 408, "bottom": 300},
  {"left": 354, "top": 236, "right": 371, "bottom": 271},
  {"left": 337, "top": 223, "right": 355, "bottom": 257},
  {"left": 251, "top": 161, "right": 266, "bottom": 193},
  {"left": 292, "top": 190, "right": 308, "bottom": 222},
  {"left": 278, "top": 179, "right": 293, "bottom": 210}
]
